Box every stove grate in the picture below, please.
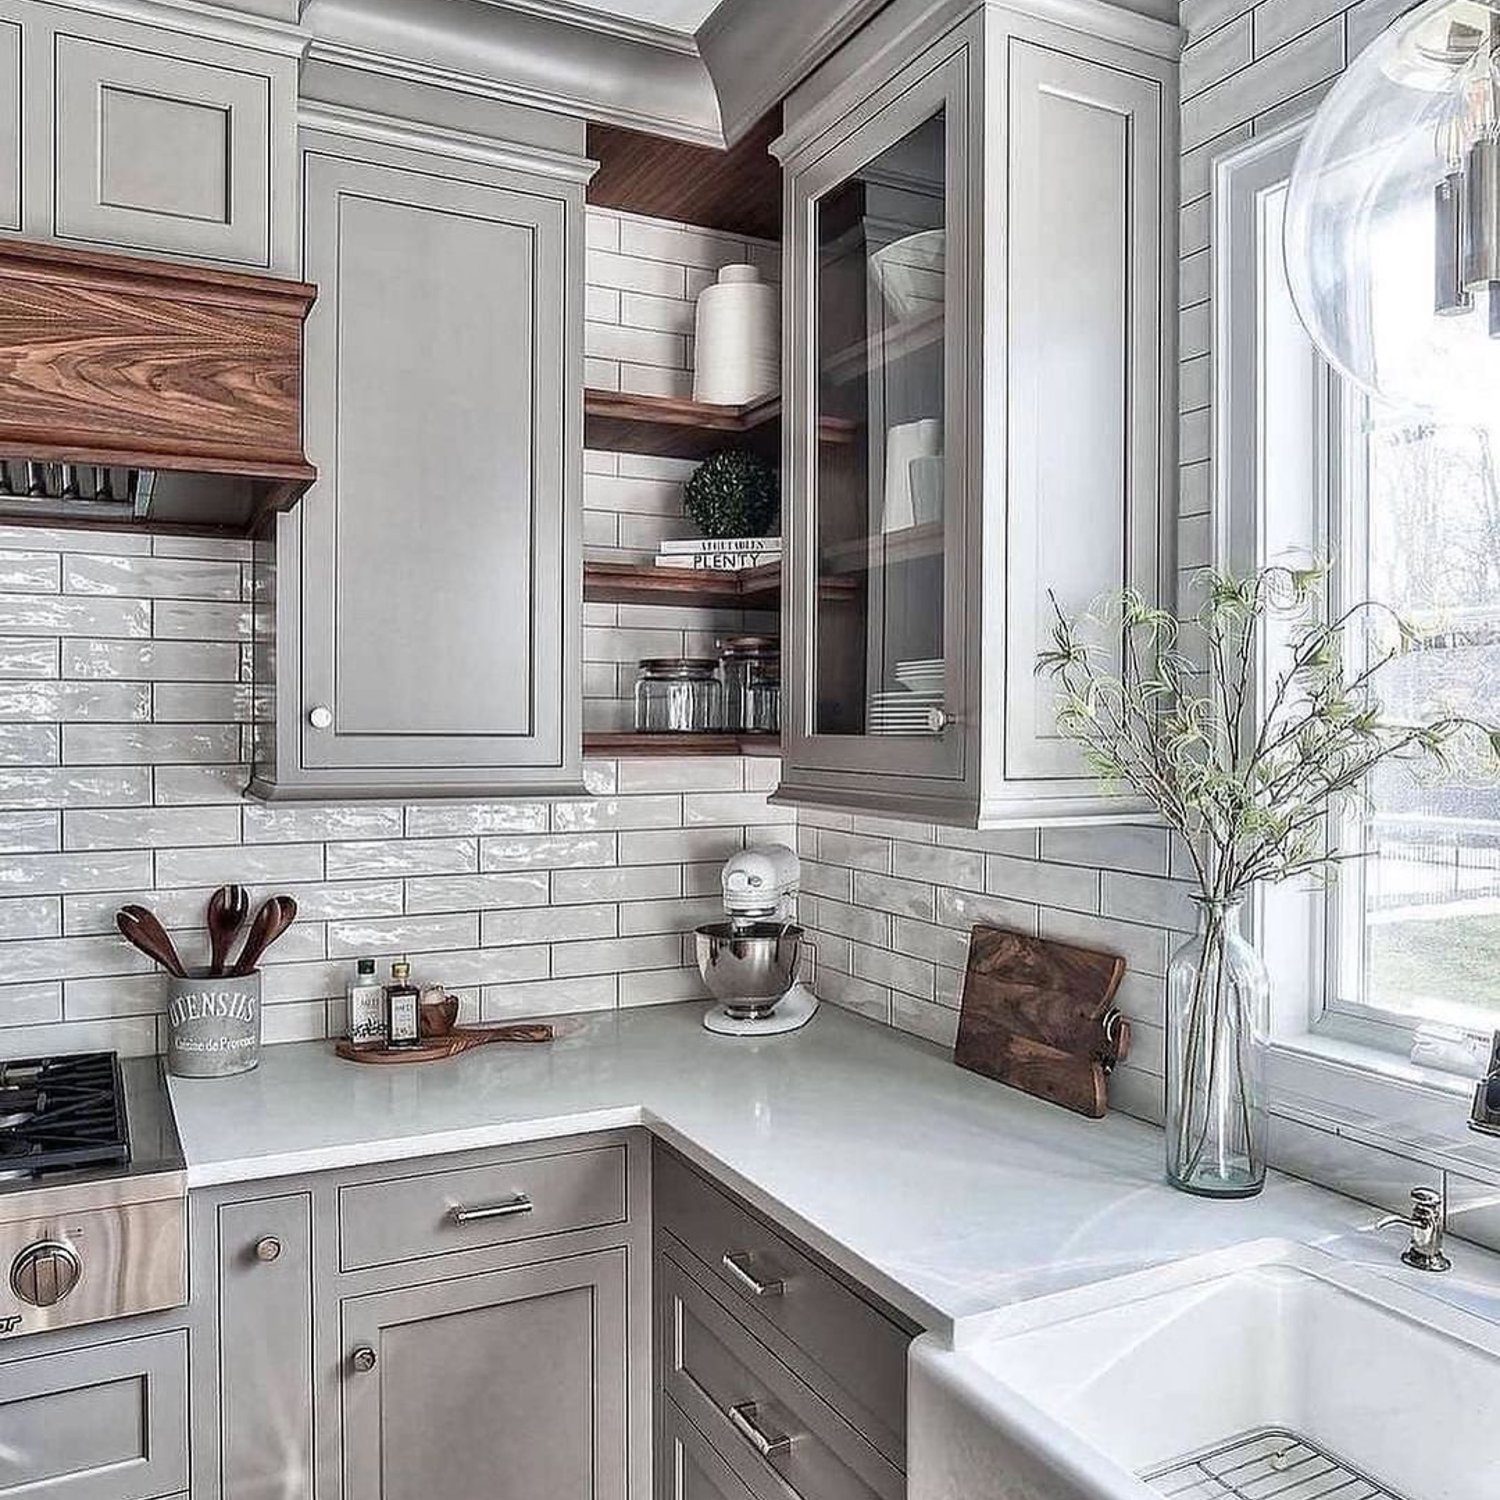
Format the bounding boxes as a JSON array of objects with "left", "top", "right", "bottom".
[
  {"left": 1142, "top": 1428, "right": 1410, "bottom": 1500},
  {"left": 0, "top": 1052, "right": 129, "bottom": 1174}
]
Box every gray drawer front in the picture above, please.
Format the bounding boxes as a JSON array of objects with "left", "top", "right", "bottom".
[
  {"left": 661, "top": 1397, "right": 758, "bottom": 1500},
  {"left": 339, "top": 1142, "right": 627, "bottom": 1270},
  {"left": 0, "top": 1328, "right": 188, "bottom": 1500},
  {"left": 654, "top": 1146, "right": 910, "bottom": 1466},
  {"left": 659, "top": 1248, "right": 902, "bottom": 1500}
]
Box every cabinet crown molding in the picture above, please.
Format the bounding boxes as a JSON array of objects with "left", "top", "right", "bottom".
[
  {"left": 297, "top": 93, "right": 599, "bottom": 182},
  {"left": 299, "top": 0, "right": 724, "bottom": 145},
  {"left": 38, "top": 0, "right": 309, "bottom": 56}
]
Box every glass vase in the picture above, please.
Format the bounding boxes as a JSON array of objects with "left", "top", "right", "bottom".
[{"left": 1165, "top": 897, "right": 1269, "bottom": 1197}]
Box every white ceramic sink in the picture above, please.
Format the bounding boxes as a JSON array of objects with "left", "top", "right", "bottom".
[{"left": 909, "top": 1240, "right": 1500, "bottom": 1500}]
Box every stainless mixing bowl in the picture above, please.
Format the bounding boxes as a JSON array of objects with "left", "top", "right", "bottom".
[{"left": 694, "top": 921, "right": 803, "bottom": 1020}]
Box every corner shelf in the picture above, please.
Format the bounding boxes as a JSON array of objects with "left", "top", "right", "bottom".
[
  {"left": 583, "top": 558, "right": 780, "bottom": 608},
  {"left": 584, "top": 732, "right": 781, "bottom": 758},
  {"left": 583, "top": 388, "right": 855, "bottom": 462}
]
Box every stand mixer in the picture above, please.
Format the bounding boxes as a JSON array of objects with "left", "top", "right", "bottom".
[{"left": 695, "top": 844, "right": 818, "bottom": 1037}]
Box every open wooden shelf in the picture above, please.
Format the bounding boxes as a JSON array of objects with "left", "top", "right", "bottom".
[
  {"left": 584, "top": 732, "right": 781, "bottom": 758},
  {"left": 583, "top": 388, "right": 855, "bottom": 463},
  {"left": 584, "top": 558, "right": 780, "bottom": 608}
]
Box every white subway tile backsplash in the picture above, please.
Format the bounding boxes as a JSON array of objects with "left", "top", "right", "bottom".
[
  {"left": 64, "top": 724, "right": 242, "bottom": 764},
  {"left": 324, "top": 838, "right": 475, "bottom": 879},
  {"left": 62, "top": 638, "right": 241, "bottom": 681},
  {"left": 64, "top": 806, "right": 241, "bottom": 851},
  {"left": 64, "top": 553, "right": 242, "bottom": 601},
  {"left": 0, "top": 639, "right": 60, "bottom": 678},
  {"left": 404, "top": 872, "right": 550, "bottom": 914}
]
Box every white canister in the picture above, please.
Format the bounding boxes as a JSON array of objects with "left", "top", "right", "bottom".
[{"left": 693, "top": 264, "right": 779, "bottom": 406}]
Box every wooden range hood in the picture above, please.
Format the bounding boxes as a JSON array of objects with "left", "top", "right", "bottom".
[{"left": 0, "top": 239, "right": 316, "bottom": 535}]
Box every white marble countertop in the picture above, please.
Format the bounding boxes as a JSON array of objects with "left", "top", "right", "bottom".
[{"left": 166, "top": 1001, "right": 1491, "bottom": 1337}]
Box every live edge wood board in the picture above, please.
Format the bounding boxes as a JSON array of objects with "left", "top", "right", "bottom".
[
  {"left": 0, "top": 239, "right": 317, "bottom": 522},
  {"left": 954, "top": 926, "right": 1130, "bottom": 1119}
]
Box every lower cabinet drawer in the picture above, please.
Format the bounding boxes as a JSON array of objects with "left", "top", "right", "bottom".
[
  {"left": 659, "top": 1246, "right": 904, "bottom": 1500},
  {"left": 338, "top": 1141, "right": 626, "bottom": 1269},
  {"left": 654, "top": 1144, "right": 911, "bottom": 1465},
  {"left": 661, "top": 1397, "right": 758, "bottom": 1500},
  {"left": 0, "top": 1328, "right": 188, "bottom": 1500}
]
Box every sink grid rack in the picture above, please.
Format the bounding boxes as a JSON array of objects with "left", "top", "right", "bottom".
[{"left": 1142, "top": 1427, "right": 1410, "bottom": 1500}]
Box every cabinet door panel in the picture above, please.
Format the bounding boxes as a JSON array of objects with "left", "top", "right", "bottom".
[
  {"left": 0, "top": 1329, "right": 188, "bottom": 1500},
  {"left": 300, "top": 151, "right": 570, "bottom": 774},
  {"left": 0, "top": 20, "right": 17, "bottom": 231},
  {"left": 1003, "top": 41, "right": 1164, "bottom": 781},
  {"left": 54, "top": 34, "right": 271, "bottom": 265},
  {"left": 784, "top": 50, "right": 970, "bottom": 785},
  {"left": 218, "top": 1194, "right": 313, "bottom": 1500},
  {"left": 342, "top": 1249, "right": 627, "bottom": 1500}
]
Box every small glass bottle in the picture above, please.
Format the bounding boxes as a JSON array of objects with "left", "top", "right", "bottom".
[
  {"left": 385, "top": 957, "right": 421, "bottom": 1049},
  {"left": 347, "top": 957, "right": 385, "bottom": 1049}
]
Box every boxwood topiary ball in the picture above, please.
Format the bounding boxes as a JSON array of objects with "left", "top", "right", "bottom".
[{"left": 682, "top": 450, "right": 780, "bottom": 539}]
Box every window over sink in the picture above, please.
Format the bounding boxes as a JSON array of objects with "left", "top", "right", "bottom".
[{"left": 1217, "top": 123, "right": 1500, "bottom": 1059}]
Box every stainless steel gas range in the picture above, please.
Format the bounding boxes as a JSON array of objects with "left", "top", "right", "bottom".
[{"left": 0, "top": 1052, "right": 186, "bottom": 1340}]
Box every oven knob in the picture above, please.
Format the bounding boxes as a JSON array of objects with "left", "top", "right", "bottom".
[{"left": 11, "top": 1241, "right": 82, "bottom": 1307}]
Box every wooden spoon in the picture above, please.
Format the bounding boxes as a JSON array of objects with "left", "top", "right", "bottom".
[
  {"left": 206, "top": 883, "right": 250, "bottom": 977},
  {"left": 116, "top": 904, "right": 187, "bottom": 978},
  {"left": 231, "top": 895, "right": 298, "bottom": 976}
]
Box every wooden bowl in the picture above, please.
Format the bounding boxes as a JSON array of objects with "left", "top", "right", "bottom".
[{"left": 419, "top": 994, "right": 460, "bottom": 1038}]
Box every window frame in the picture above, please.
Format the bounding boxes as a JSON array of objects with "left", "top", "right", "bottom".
[{"left": 1212, "top": 122, "right": 1500, "bottom": 1112}]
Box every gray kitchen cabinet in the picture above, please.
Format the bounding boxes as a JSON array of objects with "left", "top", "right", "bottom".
[
  {"left": 340, "top": 1249, "right": 631, "bottom": 1500},
  {"left": 660, "top": 1399, "right": 759, "bottom": 1500},
  {"left": 250, "top": 106, "right": 589, "bottom": 799},
  {"left": 193, "top": 1131, "right": 651, "bottom": 1500},
  {"left": 0, "top": 1327, "right": 189, "bottom": 1500},
  {"left": 214, "top": 1194, "right": 315, "bottom": 1500},
  {"left": 652, "top": 1143, "right": 917, "bottom": 1500},
  {"left": 0, "top": 0, "right": 299, "bottom": 270},
  {"left": 773, "top": 0, "right": 1178, "bottom": 827}
]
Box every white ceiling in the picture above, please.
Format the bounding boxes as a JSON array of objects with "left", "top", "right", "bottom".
[{"left": 566, "top": 0, "right": 725, "bottom": 35}]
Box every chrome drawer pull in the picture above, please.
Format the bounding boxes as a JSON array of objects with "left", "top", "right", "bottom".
[
  {"left": 720, "top": 1251, "right": 783, "bottom": 1298},
  {"left": 449, "top": 1194, "right": 534, "bottom": 1225},
  {"left": 727, "top": 1401, "right": 791, "bottom": 1460}
]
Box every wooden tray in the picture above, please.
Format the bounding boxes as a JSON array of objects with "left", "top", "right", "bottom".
[
  {"left": 335, "top": 1022, "right": 553, "bottom": 1064},
  {"left": 953, "top": 926, "right": 1129, "bottom": 1118}
]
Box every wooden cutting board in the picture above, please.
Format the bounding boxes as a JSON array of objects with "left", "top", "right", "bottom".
[
  {"left": 954, "top": 926, "right": 1129, "bottom": 1118},
  {"left": 334, "top": 1022, "right": 553, "bottom": 1065}
]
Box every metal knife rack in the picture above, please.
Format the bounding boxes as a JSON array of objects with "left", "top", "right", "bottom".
[{"left": 0, "top": 461, "right": 157, "bottom": 520}]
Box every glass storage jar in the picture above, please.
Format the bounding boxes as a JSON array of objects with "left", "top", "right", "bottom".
[
  {"left": 634, "top": 658, "right": 723, "bottom": 733},
  {"left": 718, "top": 635, "right": 780, "bottom": 734}
]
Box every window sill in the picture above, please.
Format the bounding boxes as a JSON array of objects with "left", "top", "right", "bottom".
[{"left": 1267, "top": 1032, "right": 1500, "bottom": 1185}]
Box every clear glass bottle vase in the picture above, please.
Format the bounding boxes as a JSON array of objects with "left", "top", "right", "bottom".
[{"left": 1165, "top": 897, "right": 1269, "bottom": 1197}]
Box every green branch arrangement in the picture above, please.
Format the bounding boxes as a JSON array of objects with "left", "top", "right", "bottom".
[{"left": 1035, "top": 563, "right": 1500, "bottom": 906}]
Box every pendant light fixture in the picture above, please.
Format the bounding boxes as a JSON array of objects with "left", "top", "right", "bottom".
[{"left": 1284, "top": 0, "right": 1500, "bottom": 419}]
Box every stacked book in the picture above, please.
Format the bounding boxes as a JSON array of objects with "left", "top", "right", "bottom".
[{"left": 654, "top": 537, "right": 781, "bottom": 572}]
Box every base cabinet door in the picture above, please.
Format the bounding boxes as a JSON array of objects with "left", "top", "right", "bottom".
[
  {"left": 340, "top": 1249, "right": 629, "bottom": 1500},
  {"left": 0, "top": 1328, "right": 188, "bottom": 1500},
  {"left": 659, "top": 1399, "right": 757, "bottom": 1500}
]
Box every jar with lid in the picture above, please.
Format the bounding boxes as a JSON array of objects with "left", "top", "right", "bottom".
[
  {"left": 634, "top": 658, "right": 723, "bottom": 733},
  {"left": 718, "top": 635, "right": 780, "bottom": 733}
]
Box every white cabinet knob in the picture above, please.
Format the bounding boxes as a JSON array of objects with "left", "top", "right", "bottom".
[
  {"left": 308, "top": 705, "right": 333, "bottom": 730},
  {"left": 254, "top": 1236, "right": 282, "bottom": 1263},
  {"left": 926, "top": 707, "right": 954, "bottom": 733}
]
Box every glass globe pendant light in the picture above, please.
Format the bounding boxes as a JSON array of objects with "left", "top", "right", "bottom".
[{"left": 1284, "top": 0, "right": 1500, "bottom": 420}]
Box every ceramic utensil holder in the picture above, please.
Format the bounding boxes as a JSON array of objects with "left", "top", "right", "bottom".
[
  {"left": 693, "top": 263, "right": 779, "bottom": 405},
  {"left": 165, "top": 969, "right": 261, "bottom": 1078}
]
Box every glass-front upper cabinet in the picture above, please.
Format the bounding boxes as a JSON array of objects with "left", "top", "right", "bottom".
[
  {"left": 775, "top": 1, "right": 1172, "bottom": 827},
  {"left": 782, "top": 51, "right": 969, "bottom": 793}
]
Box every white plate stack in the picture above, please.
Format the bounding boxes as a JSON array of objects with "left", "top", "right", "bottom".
[
  {"left": 893, "top": 658, "right": 944, "bottom": 694},
  {"left": 868, "top": 692, "right": 943, "bottom": 736}
]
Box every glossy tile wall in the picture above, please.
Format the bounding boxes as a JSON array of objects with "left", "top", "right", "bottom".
[{"left": 0, "top": 208, "right": 790, "bottom": 1059}]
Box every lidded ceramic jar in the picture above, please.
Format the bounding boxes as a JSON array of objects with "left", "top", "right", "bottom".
[{"left": 693, "top": 264, "right": 779, "bottom": 405}]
